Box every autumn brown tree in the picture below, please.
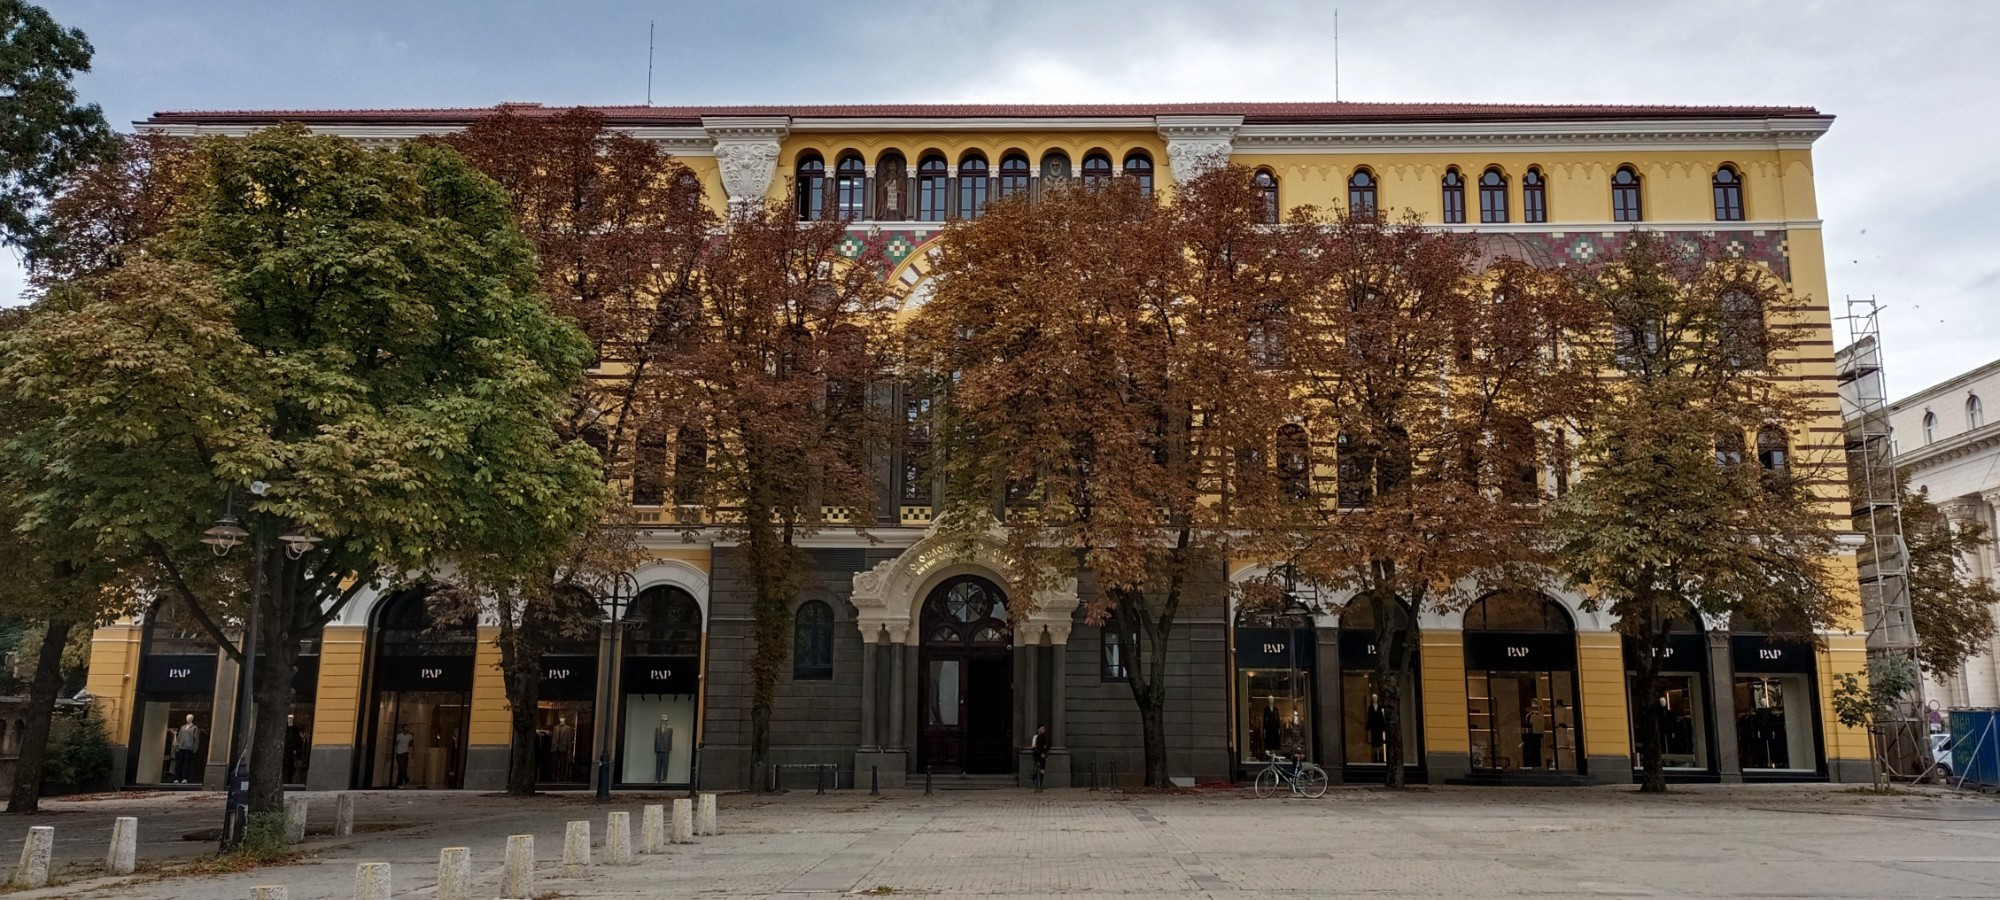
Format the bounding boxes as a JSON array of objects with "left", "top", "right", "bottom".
[
  {"left": 911, "top": 168, "right": 1309, "bottom": 787},
  {"left": 1260, "top": 211, "right": 1598, "bottom": 789},
  {"left": 1550, "top": 233, "right": 1846, "bottom": 793},
  {"left": 1899, "top": 485, "right": 2000, "bottom": 680}
]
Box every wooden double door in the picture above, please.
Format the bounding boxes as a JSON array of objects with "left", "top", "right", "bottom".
[{"left": 917, "top": 576, "right": 1015, "bottom": 775}]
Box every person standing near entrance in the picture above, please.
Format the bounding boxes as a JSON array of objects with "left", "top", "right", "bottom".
[
  {"left": 173, "top": 715, "right": 202, "bottom": 784},
  {"left": 1031, "top": 724, "right": 1050, "bottom": 791},
  {"left": 393, "top": 724, "right": 414, "bottom": 787}
]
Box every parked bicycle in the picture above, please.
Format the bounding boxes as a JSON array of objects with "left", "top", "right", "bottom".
[{"left": 1253, "top": 753, "right": 1329, "bottom": 798}]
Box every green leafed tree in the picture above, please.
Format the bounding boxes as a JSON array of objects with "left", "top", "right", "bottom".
[
  {"left": 0, "top": 0, "right": 114, "bottom": 250},
  {"left": 1899, "top": 485, "right": 2000, "bottom": 680},
  {"left": 0, "top": 125, "right": 603, "bottom": 814}
]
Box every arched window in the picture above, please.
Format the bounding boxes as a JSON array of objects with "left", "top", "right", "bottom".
[
  {"left": 1040, "top": 150, "right": 1072, "bottom": 184},
  {"left": 998, "top": 152, "right": 1031, "bottom": 200},
  {"left": 916, "top": 154, "right": 948, "bottom": 220},
  {"left": 1081, "top": 151, "right": 1113, "bottom": 189},
  {"left": 671, "top": 425, "right": 706, "bottom": 507},
  {"left": 1124, "top": 151, "right": 1154, "bottom": 197},
  {"left": 1719, "top": 290, "right": 1767, "bottom": 369},
  {"left": 1523, "top": 167, "right": 1548, "bottom": 223},
  {"left": 1715, "top": 430, "right": 1747, "bottom": 466},
  {"left": 876, "top": 151, "right": 907, "bottom": 221},
  {"left": 1712, "top": 164, "right": 1745, "bottom": 221},
  {"left": 1253, "top": 169, "right": 1280, "bottom": 223},
  {"left": 1336, "top": 432, "right": 1373, "bottom": 509},
  {"left": 1276, "top": 424, "right": 1311, "bottom": 502},
  {"left": 1612, "top": 166, "right": 1643, "bottom": 222},
  {"left": 1757, "top": 425, "right": 1789, "bottom": 471},
  {"left": 793, "top": 600, "right": 834, "bottom": 680},
  {"left": 632, "top": 426, "right": 668, "bottom": 505},
  {"left": 1923, "top": 411, "right": 1939, "bottom": 445},
  {"left": 1464, "top": 591, "right": 1573, "bottom": 632},
  {"left": 957, "top": 153, "right": 989, "bottom": 219},
  {"left": 834, "top": 153, "right": 865, "bottom": 220},
  {"left": 1479, "top": 167, "right": 1509, "bottom": 223},
  {"left": 1347, "top": 168, "right": 1377, "bottom": 217},
  {"left": 795, "top": 153, "right": 826, "bottom": 221},
  {"left": 1441, "top": 168, "right": 1466, "bottom": 224},
  {"left": 1969, "top": 395, "right": 1986, "bottom": 429}
]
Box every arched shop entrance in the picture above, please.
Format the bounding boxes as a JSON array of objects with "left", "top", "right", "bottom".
[
  {"left": 616, "top": 585, "right": 703, "bottom": 786},
  {"left": 126, "top": 595, "right": 220, "bottom": 788},
  {"left": 362, "top": 587, "right": 475, "bottom": 789},
  {"left": 1463, "top": 593, "right": 1582, "bottom": 775},
  {"left": 1730, "top": 613, "right": 1825, "bottom": 779},
  {"left": 533, "top": 588, "right": 603, "bottom": 789},
  {"left": 1234, "top": 602, "right": 1318, "bottom": 768},
  {"left": 1337, "top": 600, "right": 1423, "bottom": 782},
  {"left": 918, "top": 576, "right": 1013, "bottom": 774},
  {"left": 1624, "top": 607, "right": 1717, "bottom": 780}
]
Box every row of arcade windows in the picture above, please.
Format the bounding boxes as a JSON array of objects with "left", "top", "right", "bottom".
[
  {"left": 797, "top": 149, "right": 1154, "bottom": 221},
  {"left": 1253, "top": 164, "right": 1749, "bottom": 225}
]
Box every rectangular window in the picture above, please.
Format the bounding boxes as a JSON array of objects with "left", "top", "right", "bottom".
[
  {"left": 918, "top": 178, "right": 947, "bottom": 221},
  {"left": 1101, "top": 628, "right": 1130, "bottom": 682},
  {"left": 1479, "top": 184, "right": 1508, "bottom": 224},
  {"left": 836, "top": 177, "right": 865, "bottom": 220},
  {"left": 1442, "top": 185, "right": 1465, "bottom": 224},
  {"left": 1523, "top": 183, "right": 1547, "bottom": 223}
]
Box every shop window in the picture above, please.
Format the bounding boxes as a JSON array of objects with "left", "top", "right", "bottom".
[
  {"left": 1479, "top": 167, "right": 1509, "bottom": 223},
  {"left": 620, "top": 585, "right": 704, "bottom": 784},
  {"left": 876, "top": 151, "right": 907, "bottom": 221},
  {"left": 1968, "top": 395, "right": 1985, "bottom": 429},
  {"left": 1463, "top": 593, "right": 1579, "bottom": 774},
  {"left": 794, "top": 600, "right": 835, "bottom": 680},
  {"left": 1338, "top": 601, "right": 1422, "bottom": 769},
  {"left": 1441, "top": 168, "right": 1465, "bottom": 224},
  {"left": 916, "top": 154, "right": 948, "bottom": 220},
  {"left": 365, "top": 586, "right": 476, "bottom": 789},
  {"left": 1523, "top": 167, "right": 1547, "bottom": 223},
  {"left": 1712, "top": 164, "right": 1745, "bottom": 221},
  {"left": 1253, "top": 169, "right": 1280, "bottom": 223},
  {"left": 1081, "top": 151, "right": 1114, "bottom": 189},
  {"left": 998, "top": 152, "right": 1031, "bottom": 200},
  {"left": 1612, "top": 165, "right": 1643, "bottom": 222},
  {"left": 1123, "top": 151, "right": 1154, "bottom": 197},
  {"left": 795, "top": 153, "right": 826, "bottom": 221},
  {"left": 834, "top": 153, "right": 865, "bottom": 220},
  {"left": 1347, "top": 168, "right": 1377, "bottom": 218},
  {"left": 1236, "top": 605, "right": 1317, "bottom": 765},
  {"left": 958, "top": 153, "right": 990, "bottom": 219},
  {"left": 129, "top": 595, "right": 221, "bottom": 788},
  {"left": 1101, "top": 627, "right": 1130, "bottom": 682}
]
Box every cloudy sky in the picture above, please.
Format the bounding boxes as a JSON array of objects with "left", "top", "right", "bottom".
[{"left": 29, "top": 0, "right": 2000, "bottom": 400}]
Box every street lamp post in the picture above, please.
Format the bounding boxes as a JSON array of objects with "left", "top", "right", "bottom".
[
  {"left": 594, "top": 572, "right": 639, "bottom": 802},
  {"left": 200, "top": 487, "right": 260, "bottom": 852}
]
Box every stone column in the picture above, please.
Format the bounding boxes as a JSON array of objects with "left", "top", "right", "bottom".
[
  {"left": 1017, "top": 627, "right": 1041, "bottom": 786},
  {"left": 1707, "top": 629, "right": 1743, "bottom": 783},
  {"left": 887, "top": 634, "right": 907, "bottom": 750},
  {"left": 1046, "top": 623, "right": 1072, "bottom": 787},
  {"left": 858, "top": 633, "right": 879, "bottom": 751}
]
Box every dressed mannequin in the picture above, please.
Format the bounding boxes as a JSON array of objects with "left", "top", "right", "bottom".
[
  {"left": 1260, "top": 704, "right": 1281, "bottom": 760},
  {"left": 653, "top": 715, "right": 674, "bottom": 782},
  {"left": 551, "top": 716, "right": 576, "bottom": 781},
  {"left": 174, "top": 714, "right": 201, "bottom": 784},
  {"left": 1365, "top": 695, "right": 1388, "bottom": 763},
  {"left": 284, "top": 714, "right": 305, "bottom": 784}
]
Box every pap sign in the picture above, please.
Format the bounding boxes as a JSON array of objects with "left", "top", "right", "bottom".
[{"left": 1729, "top": 635, "right": 1815, "bottom": 674}]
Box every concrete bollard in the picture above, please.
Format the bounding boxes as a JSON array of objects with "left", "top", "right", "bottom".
[
  {"left": 605, "top": 811, "right": 633, "bottom": 865},
  {"left": 335, "top": 792, "right": 355, "bottom": 837},
  {"left": 437, "top": 847, "right": 471, "bottom": 900},
  {"left": 501, "top": 834, "right": 534, "bottom": 899},
  {"left": 353, "top": 862, "right": 391, "bottom": 900},
  {"left": 13, "top": 825, "right": 53, "bottom": 888},
  {"left": 562, "top": 820, "right": 591, "bottom": 872},
  {"left": 640, "top": 804, "right": 665, "bottom": 854},
  {"left": 671, "top": 798, "right": 694, "bottom": 845},
  {"left": 250, "top": 886, "right": 288, "bottom": 900},
  {"left": 106, "top": 816, "right": 138, "bottom": 875},
  {"left": 698, "top": 792, "right": 718, "bottom": 836},
  {"left": 284, "top": 796, "right": 309, "bottom": 844}
]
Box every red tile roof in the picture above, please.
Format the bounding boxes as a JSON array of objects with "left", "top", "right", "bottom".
[{"left": 146, "top": 101, "right": 1824, "bottom": 127}]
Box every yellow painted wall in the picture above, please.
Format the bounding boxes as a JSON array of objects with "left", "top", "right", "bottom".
[
  {"left": 649, "top": 545, "right": 711, "bottom": 574},
  {"left": 85, "top": 625, "right": 143, "bottom": 744},
  {"left": 1576, "top": 632, "right": 1632, "bottom": 762},
  {"left": 314, "top": 625, "right": 367, "bottom": 748},
  {"left": 468, "top": 626, "right": 511, "bottom": 747},
  {"left": 1420, "top": 631, "right": 1469, "bottom": 753},
  {"left": 1818, "top": 634, "right": 1871, "bottom": 765}
]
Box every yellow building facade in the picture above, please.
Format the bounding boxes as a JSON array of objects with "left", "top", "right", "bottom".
[{"left": 97, "top": 101, "right": 1863, "bottom": 791}]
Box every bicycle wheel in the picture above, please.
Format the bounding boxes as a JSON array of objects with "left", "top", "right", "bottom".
[
  {"left": 1298, "top": 765, "right": 1329, "bottom": 798},
  {"left": 1253, "top": 767, "right": 1281, "bottom": 799}
]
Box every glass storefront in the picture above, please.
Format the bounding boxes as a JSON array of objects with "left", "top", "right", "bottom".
[
  {"left": 1730, "top": 631, "right": 1822, "bottom": 774},
  {"left": 1625, "top": 630, "right": 1712, "bottom": 773},
  {"left": 127, "top": 597, "right": 221, "bottom": 788},
  {"left": 1337, "top": 603, "right": 1422, "bottom": 773},
  {"left": 1235, "top": 625, "right": 1316, "bottom": 765},
  {"left": 364, "top": 587, "right": 475, "bottom": 789},
  {"left": 1463, "top": 593, "right": 1581, "bottom": 774},
  {"left": 537, "top": 654, "right": 598, "bottom": 786},
  {"left": 617, "top": 586, "right": 703, "bottom": 785}
]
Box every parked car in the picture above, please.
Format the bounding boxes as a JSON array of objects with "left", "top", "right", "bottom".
[{"left": 1931, "top": 732, "right": 1955, "bottom": 777}]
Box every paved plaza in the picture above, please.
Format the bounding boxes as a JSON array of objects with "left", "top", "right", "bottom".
[{"left": 7, "top": 784, "right": 2000, "bottom": 899}]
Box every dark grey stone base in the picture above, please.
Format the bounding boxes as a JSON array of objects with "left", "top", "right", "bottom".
[
  {"left": 1044, "top": 750, "right": 1071, "bottom": 788},
  {"left": 109, "top": 747, "right": 128, "bottom": 788},
  {"left": 1586, "top": 756, "right": 1633, "bottom": 785},
  {"left": 1425, "top": 750, "right": 1472, "bottom": 783},
  {"left": 1828, "top": 757, "right": 1873, "bottom": 784},
  {"left": 306, "top": 745, "right": 352, "bottom": 791},
  {"left": 463, "top": 744, "right": 510, "bottom": 791},
  {"left": 854, "top": 750, "right": 907, "bottom": 788}
]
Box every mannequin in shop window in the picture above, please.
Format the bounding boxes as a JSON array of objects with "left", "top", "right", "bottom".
[
  {"left": 284, "top": 715, "right": 305, "bottom": 783},
  {"left": 551, "top": 716, "right": 575, "bottom": 781},
  {"left": 654, "top": 715, "right": 674, "bottom": 782},
  {"left": 173, "top": 714, "right": 201, "bottom": 784},
  {"left": 1261, "top": 703, "right": 1282, "bottom": 760},
  {"left": 1366, "top": 694, "right": 1388, "bottom": 763},
  {"left": 1521, "top": 705, "right": 1545, "bottom": 769}
]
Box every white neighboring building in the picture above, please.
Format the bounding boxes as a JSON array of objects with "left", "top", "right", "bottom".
[{"left": 1886, "top": 354, "right": 2000, "bottom": 706}]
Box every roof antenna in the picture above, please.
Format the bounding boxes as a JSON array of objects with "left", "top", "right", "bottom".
[
  {"left": 646, "top": 21, "right": 655, "bottom": 105},
  {"left": 1334, "top": 9, "right": 1341, "bottom": 102}
]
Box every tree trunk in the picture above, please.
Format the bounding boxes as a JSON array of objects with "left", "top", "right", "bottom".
[
  {"left": 6, "top": 618, "right": 75, "bottom": 814},
  {"left": 503, "top": 653, "right": 543, "bottom": 796},
  {"left": 1115, "top": 594, "right": 1172, "bottom": 788},
  {"left": 1632, "top": 624, "right": 1669, "bottom": 794},
  {"left": 1370, "top": 591, "right": 1413, "bottom": 790},
  {"left": 248, "top": 626, "right": 301, "bottom": 814},
  {"left": 743, "top": 477, "right": 790, "bottom": 792}
]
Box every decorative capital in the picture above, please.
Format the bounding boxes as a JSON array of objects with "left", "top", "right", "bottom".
[
  {"left": 704, "top": 116, "right": 790, "bottom": 213},
  {"left": 1939, "top": 497, "right": 1983, "bottom": 523},
  {"left": 1156, "top": 115, "right": 1243, "bottom": 183}
]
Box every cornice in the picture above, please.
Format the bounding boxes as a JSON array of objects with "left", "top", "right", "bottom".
[
  {"left": 137, "top": 121, "right": 716, "bottom": 155},
  {"left": 1155, "top": 114, "right": 1246, "bottom": 138},
  {"left": 699, "top": 115, "right": 791, "bottom": 141},
  {"left": 1231, "top": 116, "right": 1835, "bottom": 154},
  {"left": 1894, "top": 426, "right": 2000, "bottom": 473}
]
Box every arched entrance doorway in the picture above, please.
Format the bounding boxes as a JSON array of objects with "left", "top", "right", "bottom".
[
  {"left": 126, "top": 595, "right": 220, "bottom": 788},
  {"left": 1463, "top": 592, "right": 1581, "bottom": 775},
  {"left": 1729, "top": 612, "right": 1824, "bottom": 778},
  {"left": 1337, "top": 600, "right": 1424, "bottom": 781},
  {"left": 616, "top": 585, "right": 704, "bottom": 786},
  {"left": 1623, "top": 604, "right": 1717, "bottom": 779},
  {"left": 918, "top": 576, "right": 1013, "bottom": 774},
  {"left": 362, "top": 587, "right": 475, "bottom": 789}
]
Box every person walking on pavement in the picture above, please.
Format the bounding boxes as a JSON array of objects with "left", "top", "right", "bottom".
[
  {"left": 1031, "top": 724, "right": 1050, "bottom": 792},
  {"left": 393, "top": 724, "right": 414, "bottom": 787}
]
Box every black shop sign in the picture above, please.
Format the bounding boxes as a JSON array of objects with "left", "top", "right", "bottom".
[
  {"left": 373, "top": 656, "right": 474, "bottom": 692},
  {"left": 1338, "top": 629, "right": 1389, "bottom": 670},
  {"left": 1730, "top": 635, "right": 1815, "bottom": 674},
  {"left": 621, "top": 655, "right": 699, "bottom": 695},
  {"left": 1464, "top": 631, "right": 1576, "bottom": 671},
  {"left": 139, "top": 654, "right": 217, "bottom": 695},
  {"left": 1622, "top": 633, "right": 1708, "bottom": 672},
  {"left": 1235, "top": 628, "right": 1317, "bottom": 669},
  {"left": 539, "top": 655, "right": 599, "bottom": 700}
]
